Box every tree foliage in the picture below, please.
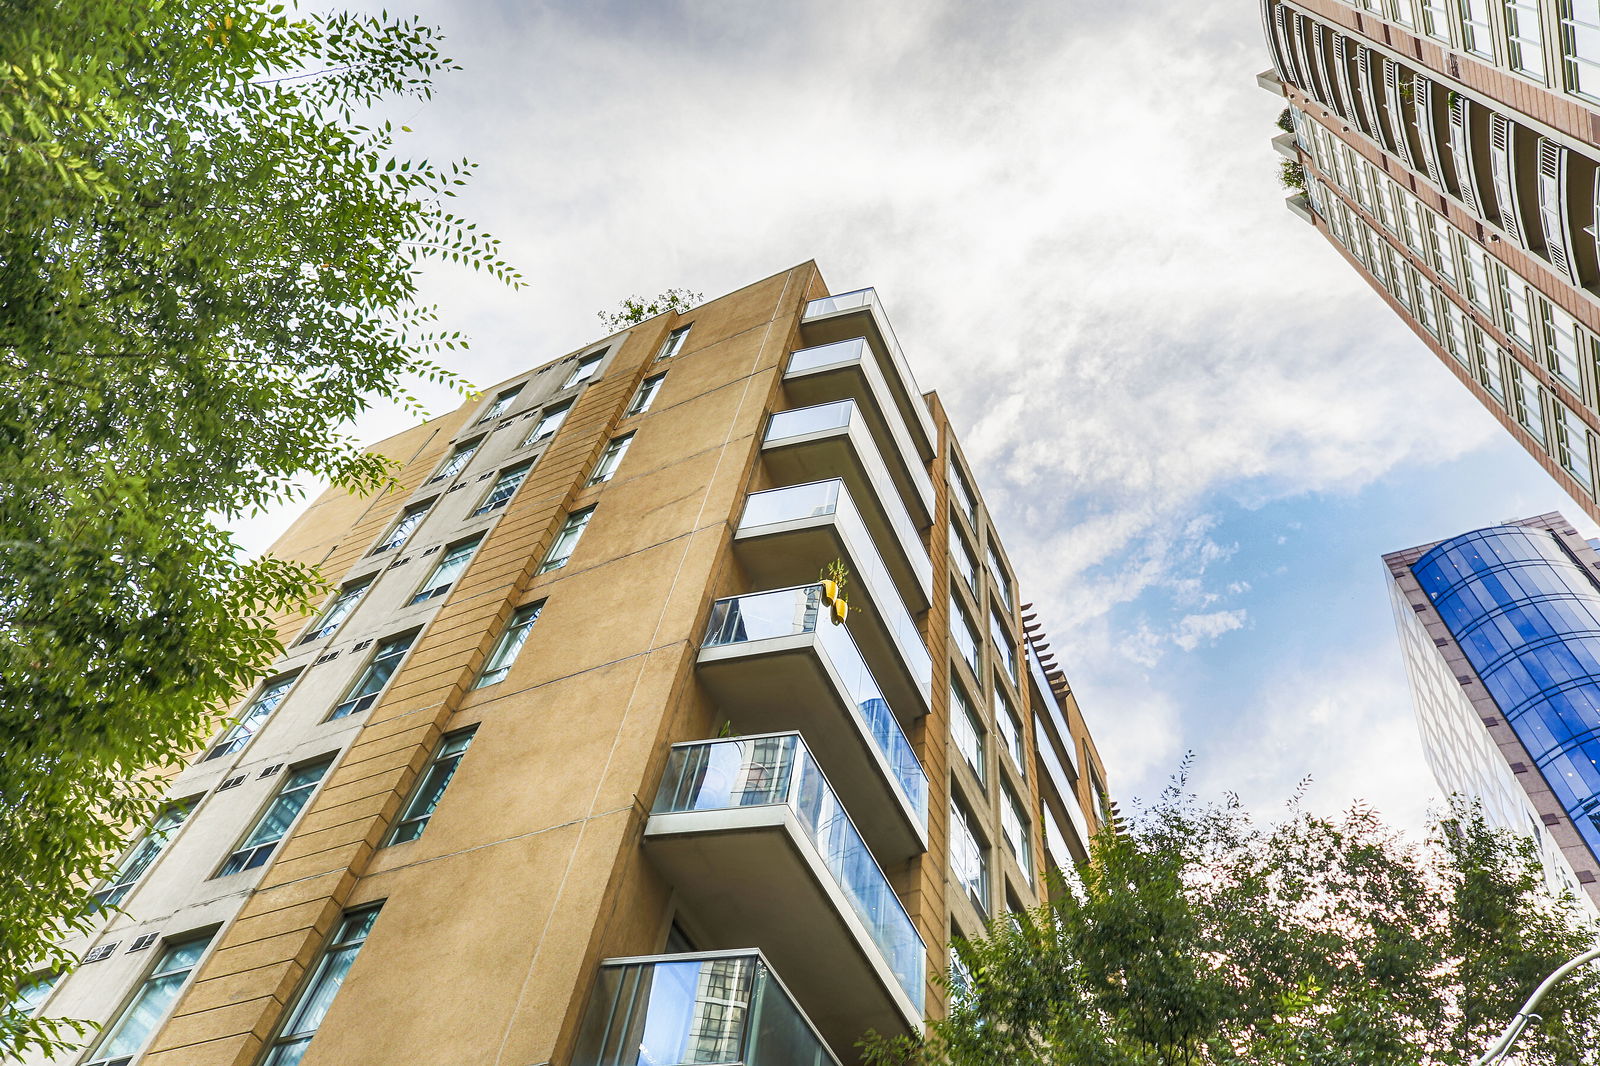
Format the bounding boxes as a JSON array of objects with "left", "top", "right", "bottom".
[
  {"left": 0, "top": 2, "right": 514, "bottom": 1054},
  {"left": 597, "top": 287, "right": 703, "bottom": 332},
  {"left": 868, "top": 781, "right": 1600, "bottom": 1066}
]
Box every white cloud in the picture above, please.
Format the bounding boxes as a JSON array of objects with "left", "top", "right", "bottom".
[{"left": 1173, "top": 610, "right": 1248, "bottom": 651}]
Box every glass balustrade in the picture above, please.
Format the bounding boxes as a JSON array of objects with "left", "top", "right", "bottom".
[
  {"left": 702, "top": 586, "right": 929, "bottom": 826},
  {"left": 786, "top": 337, "right": 866, "bottom": 376},
  {"left": 800, "top": 289, "right": 934, "bottom": 447},
  {"left": 572, "top": 950, "right": 838, "bottom": 1066},
  {"left": 654, "top": 736, "right": 925, "bottom": 1010},
  {"left": 764, "top": 400, "right": 931, "bottom": 573},
  {"left": 738, "top": 481, "right": 932, "bottom": 693}
]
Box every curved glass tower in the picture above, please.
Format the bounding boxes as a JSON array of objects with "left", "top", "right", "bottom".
[
  {"left": 1386, "top": 514, "right": 1600, "bottom": 908},
  {"left": 1412, "top": 525, "right": 1600, "bottom": 861}
]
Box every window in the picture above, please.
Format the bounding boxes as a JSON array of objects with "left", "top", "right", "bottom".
[
  {"left": 1542, "top": 300, "right": 1587, "bottom": 389},
  {"left": 627, "top": 372, "right": 666, "bottom": 417},
  {"left": 298, "top": 580, "right": 370, "bottom": 645},
  {"left": 1390, "top": 0, "right": 1418, "bottom": 27},
  {"left": 539, "top": 506, "right": 594, "bottom": 572},
  {"left": 1505, "top": 0, "right": 1547, "bottom": 77},
  {"left": 1561, "top": 1, "right": 1600, "bottom": 100},
  {"left": 475, "top": 601, "right": 544, "bottom": 688},
  {"left": 388, "top": 730, "right": 476, "bottom": 844},
  {"left": 83, "top": 935, "right": 212, "bottom": 1066},
  {"left": 8, "top": 972, "right": 57, "bottom": 1019},
  {"left": 587, "top": 432, "right": 635, "bottom": 485},
  {"left": 409, "top": 537, "right": 480, "bottom": 605},
  {"left": 1415, "top": 280, "right": 1443, "bottom": 338},
  {"left": 1419, "top": 0, "right": 1451, "bottom": 40},
  {"left": 472, "top": 463, "right": 532, "bottom": 516},
  {"left": 1478, "top": 339, "right": 1508, "bottom": 403},
  {"left": 950, "top": 591, "right": 980, "bottom": 676},
  {"left": 1460, "top": 240, "right": 1496, "bottom": 314},
  {"left": 372, "top": 499, "right": 432, "bottom": 554},
  {"left": 1507, "top": 361, "right": 1549, "bottom": 446},
  {"left": 262, "top": 908, "right": 381, "bottom": 1066},
  {"left": 1443, "top": 299, "right": 1474, "bottom": 366},
  {"left": 950, "top": 681, "right": 986, "bottom": 783},
  {"left": 995, "top": 687, "right": 1026, "bottom": 775},
  {"left": 475, "top": 385, "right": 522, "bottom": 425},
  {"left": 986, "top": 543, "right": 1013, "bottom": 611},
  {"left": 1427, "top": 212, "right": 1459, "bottom": 287},
  {"left": 218, "top": 760, "right": 331, "bottom": 876},
  {"left": 656, "top": 325, "right": 691, "bottom": 361},
  {"left": 329, "top": 632, "right": 415, "bottom": 719},
  {"left": 949, "top": 799, "right": 990, "bottom": 915},
  {"left": 949, "top": 462, "right": 977, "bottom": 525},
  {"left": 91, "top": 801, "right": 194, "bottom": 910},
  {"left": 948, "top": 523, "right": 977, "bottom": 590},
  {"left": 1462, "top": 0, "right": 1496, "bottom": 57},
  {"left": 990, "top": 608, "right": 1017, "bottom": 680},
  {"left": 523, "top": 401, "right": 573, "bottom": 446},
  {"left": 207, "top": 674, "right": 295, "bottom": 760},
  {"left": 1002, "top": 784, "right": 1033, "bottom": 884},
  {"left": 429, "top": 437, "right": 481, "bottom": 484},
  {"left": 1499, "top": 270, "right": 1537, "bottom": 350},
  {"left": 1552, "top": 399, "right": 1594, "bottom": 492},
  {"left": 562, "top": 352, "right": 605, "bottom": 389}
]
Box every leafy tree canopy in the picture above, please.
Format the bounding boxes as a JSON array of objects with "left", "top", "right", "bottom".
[
  {"left": 597, "top": 287, "right": 703, "bottom": 332},
  {"left": 868, "top": 780, "right": 1600, "bottom": 1066},
  {"left": 0, "top": 1, "right": 514, "bottom": 1054}
]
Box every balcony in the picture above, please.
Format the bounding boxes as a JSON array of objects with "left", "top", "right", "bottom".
[
  {"left": 764, "top": 398, "right": 931, "bottom": 553},
  {"left": 571, "top": 950, "right": 839, "bottom": 1066},
  {"left": 698, "top": 587, "right": 928, "bottom": 857},
  {"left": 799, "top": 289, "right": 936, "bottom": 465},
  {"left": 783, "top": 339, "right": 934, "bottom": 525},
  {"left": 736, "top": 480, "right": 931, "bottom": 690},
  {"left": 644, "top": 736, "right": 925, "bottom": 1055}
]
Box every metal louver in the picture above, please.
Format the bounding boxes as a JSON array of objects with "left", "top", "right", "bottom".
[
  {"left": 1449, "top": 94, "right": 1481, "bottom": 215},
  {"left": 1382, "top": 59, "right": 1417, "bottom": 169},
  {"left": 1536, "top": 138, "right": 1576, "bottom": 283},
  {"left": 1489, "top": 112, "right": 1525, "bottom": 246},
  {"left": 1414, "top": 79, "right": 1444, "bottom": 185}
]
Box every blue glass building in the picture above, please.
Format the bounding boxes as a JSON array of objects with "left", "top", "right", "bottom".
[{"left": 1411, "top": 523, "right": 1600, "bottom": 866}]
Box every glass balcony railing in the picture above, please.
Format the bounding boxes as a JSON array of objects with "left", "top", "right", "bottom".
[
  {"left": 703, "top": 586, "right": 929, "bottom": 827},
  {"left": 739, "top": 481, "right": 932, "bottom": 690},
  {"left": 765, "top": 399, "right": 930, "bottom": 555},
  {"left": 800, "top": 289, "right": 935, "bottom": 453},
  {"left": 655, "top": 735, "right": 926, "bottom": 1010},
  {"left": 572, "top": 950, "right": 839, "bottom": 1066}
]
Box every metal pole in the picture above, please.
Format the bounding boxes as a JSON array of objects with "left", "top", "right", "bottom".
[{"left": 1473, "top": 945, "right": 1600, "bottom": 1066}]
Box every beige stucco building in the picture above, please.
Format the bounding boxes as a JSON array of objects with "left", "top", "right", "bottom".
[{"left": 16, "top": 263, "right": 1107, "bottom": 1066}]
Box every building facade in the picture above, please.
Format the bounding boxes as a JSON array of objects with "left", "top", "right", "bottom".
[
  {"left": 14, "top": 263, "right": 1107, "bottom": 1066},
  {"left": 1384, "top": 512, "right": 1600, "bottom": 908},
  {"left": 1259, "top": 0, "right": 1600, "bottom": 524}
]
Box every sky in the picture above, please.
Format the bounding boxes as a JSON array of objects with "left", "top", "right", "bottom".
[{"left": 234, "top": 0, "right": 1595, "bottom": 832}]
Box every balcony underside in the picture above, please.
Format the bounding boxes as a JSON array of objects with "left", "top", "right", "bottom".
[
  {"left": 798, "top": 304, "right": 935, "bottom": 463},
  {"left": 697, "top": 636, "right": 926, "bottom": 859},
  {"left": 644, "top": 807, "right": 922, "bottom": 1063}
]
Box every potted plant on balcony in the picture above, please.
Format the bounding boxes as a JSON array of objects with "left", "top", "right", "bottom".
[{"left": 820, "top": 559, "right": 850, "bottom": 625}]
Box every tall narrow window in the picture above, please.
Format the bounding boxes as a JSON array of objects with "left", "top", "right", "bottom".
[
  {"left": 562, "top": 352, "right": 605, "bottom": 389},
  {"left": 995, "top": 688, "right": 1026, "bottom": 775},
  {"left": 986, "top": 543, "right": 1013, "bottom": 611},
  {"left": 387, "top": 730, "right": 477, "bottom": 844},
  {"left": 83, "top": 935, "right": 212, "bottom": 1066},
  {"left": 950, "top": 681, "right": 986, "bottom": 783},
  {"left": 475, "top": 384, "right": 522, "bottom": 424},
  {"left": 949, "top": 462, "right": 977, "bottom": 525},
  {"left": 1002, "top": 783, "right": 1033, "bottom": 885},
  {"left": 428, "top": 437, "right": 481, "bottom": 484},
  {"left": 472, "top": 463, "right": 532, "bottom": 517},
  {"left": 475, "top": 601, "right": 544, "bottom": 688},
  {"left": 1507, "top": 362, "right": 1549, "bottom": 446},
  {"left": 90, "top": 801, "right": 194, "bottom": 910},
  {"left": 949, "top": 800, "right": 990, "bottom": 915},
  {"left": 524, "top": 401, "right": 573, "bottom": 446},
  {"left": 262, "top": 908, "right": 381, "bottom": 1066},
  {"left": 1542, "top": 301, "right": 1587, "bottom": 389},
  {"left": 950, "top": 592, "right": 980, "bottom": 676},
  {"left": 539, "top": 507, "right": 595, "bottom": 573},
  {"left": 587, "top": 432, "right": 635, "bottom": 485},
  {"left": 1462, "top": 0, "right": 1496, "bottom": 58},
  {"left": 1419, "top": 0, "right": 1451, "bottom": 40},
  {"left": 627, "top": 372, "right": 666, "bottom": 416},
  {"left": 656, "top": 325, "right": 691, "bottom": 361},
  {"left": 1504, "top": 0, "right": 1548, "bottom": 77},
  {"left": 218, "top": 760, "right": 332, "bottom": 876},
  {"left": 298, "top": 580, "right": 370, "bottom": 645},
  {"left": 990, "top": 608, "right": 1017, "bottom": 680},
  {"left": 1552, "top": 399, "right": 1594, "bottom": 491},
  {"left": 207, "top": 674, "right": 296, "bottom": 760},
  {"left": 409, "top": 537, "right": 481, "bottom": 605},
  {"left": 1561, "top": 0, "right": 1600, "bottom": 100},
  {"left": 329, "top": 632, "right": 415, "bottom": 719},
  {"left": 949, "top": 523, "right": 977, "bottom": 590},
  {"left": 372, "top": 500, "right": 432, "bottom": 554},
  {"left": 1499, "top": 270, "right": 1537, "bottom": 350}
]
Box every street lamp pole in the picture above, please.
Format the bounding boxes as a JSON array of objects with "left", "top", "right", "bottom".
[{"left": 1473, "top": 945, "right": 1600, "bottom": 1066}]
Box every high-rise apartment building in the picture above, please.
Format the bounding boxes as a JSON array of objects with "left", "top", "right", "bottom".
[
  {"left": 13, "top": 263, "right": 1107, "bottom": 1066},
  {"left": 1259, "top": 1, "right": 1600, "bottom": 524},
  {"left": 1384, "top": 512, "right": 1600, "bottom": 908}
]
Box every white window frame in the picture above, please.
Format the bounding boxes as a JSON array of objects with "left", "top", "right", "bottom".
[
  {"left": 475, "top": 601, "right": 544, "bottom": 688},
  {"left": 587, "top": 432, "right": 635, "bottom": 486},
  {"left": 217, "top": 760, "right": 332, "bottom": 877},
  {"left": 539, "top": 506, "right": 595, "bottom": 573},
  {"left": 561, "top": 352, "right": 605, "bottom": 389},
  {"left": 329, "top": 632, "right": 416, "bottom": 720}
]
